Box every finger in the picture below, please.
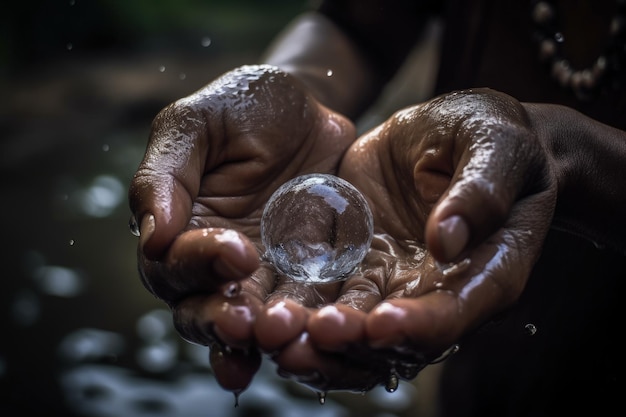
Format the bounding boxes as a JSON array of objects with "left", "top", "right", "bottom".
[
  {"left": 139, "top": 227, "right": 259, "bottom": 303},
  {"left": 255, "top": 270, "right": 361, "bottom": 353},
  {"left": 209, "top": 343, "right": 262, "bottom": 396},
  {"left": 272, "top": 332, "right": 386, "bottom": 392},
  {"left": 365, "top": 291, "right": 464, "bottom": 354},
  {"left": 253, "top": 299, "right": 310, "bottom": 353},
  {"left": 306, "top": 304, "right": 367, "bottom": 351},
  {"left": 171, "top": 265, "right": 275, "bottom": 349},
  {"left": 173, "top": 292, "right": 263, "bottom": 349}
]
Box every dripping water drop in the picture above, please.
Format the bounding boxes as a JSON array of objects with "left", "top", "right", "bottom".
[
  {"left": 129, "top": 214, "right": 140, "bottom": 237},
  {"left": 525, "top": 323, "right": 537, "bottom": 336},
  {"left": 318, "top": 391, "right": 326, "bottom": 405},
  {"left": 385, "top": 371, "right": 399, "bottom": 393}
]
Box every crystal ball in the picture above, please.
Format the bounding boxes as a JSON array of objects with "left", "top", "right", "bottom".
[{"left": 261, "top": 173, "right": 374, "bottom": 284}]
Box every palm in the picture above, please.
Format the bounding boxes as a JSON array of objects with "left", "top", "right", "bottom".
[{"left": 129, "top": 65, "right": 355, "bottom": 303}]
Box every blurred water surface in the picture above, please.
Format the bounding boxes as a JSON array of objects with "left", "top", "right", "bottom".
[{"left": 0, "top": 1, "right": 440, "bottom": 416}]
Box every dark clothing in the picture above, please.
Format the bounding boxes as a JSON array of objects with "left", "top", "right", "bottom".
[
  {"left": 315, "top": 0, "right": 626, "bottom": 130},
  {"left": 438, "top": 229, "right": 625, "bottom": 417}
]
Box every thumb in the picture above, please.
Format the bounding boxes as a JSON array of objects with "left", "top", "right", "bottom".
[
  {"left": 425, "top": 129, "right": 534, "bottom": 263},
  {"left": 129, "top": 103, "right": 209, "bottom": 260}
]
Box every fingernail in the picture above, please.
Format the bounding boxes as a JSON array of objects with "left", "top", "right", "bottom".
[
  {"left": 438, "top": 215, "right": 469, "bottom": 261},
  {"left": 138, "top": 214, "right": 155, "bottom": 251}
]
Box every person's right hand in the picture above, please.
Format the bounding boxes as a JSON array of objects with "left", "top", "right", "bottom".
[{"left": 128, "top": 64, "right": 356, "bottom": 393}]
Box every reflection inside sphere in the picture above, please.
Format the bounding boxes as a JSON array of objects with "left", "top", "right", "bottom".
[{"left": 261, "top": 174, "right": 373, "bottom": 284}]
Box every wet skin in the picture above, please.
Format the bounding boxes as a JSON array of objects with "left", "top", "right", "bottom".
[{"left": 129, "top": 65, "right": 559, "bottom": 393}]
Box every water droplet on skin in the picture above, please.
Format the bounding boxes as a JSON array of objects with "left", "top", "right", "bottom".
[
  {"left": 261, "top": 174, "right": 373, "bottom": 284},
  {"left": 317, "top": 391, "right": 326, "bottom": 404},
  {"left": 385, "top": 371, "right": 399, "bottom": 393},
  {"left": 525, "top": 323, "right": 537, "bottom": 335},
  {"left": 129, "top": 214, "right": 140, "bottom": 237},
  {"left": 429, "top": 344, "right": 460, "bottom": 364},
  {"left": 221, "top": 281, "right": 241, "bottom": 298},
  {"left": 436, "top": 258, "right": 471, "bottom": 277}
]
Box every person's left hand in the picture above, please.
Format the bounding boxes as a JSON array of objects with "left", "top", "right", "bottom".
[{"left": 250, "top": 88, "right": 558, "bottom": 392}]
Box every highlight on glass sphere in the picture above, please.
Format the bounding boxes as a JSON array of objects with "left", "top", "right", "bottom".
[{"left": 261, "top": 173, "right": 374, "bottom": 284}]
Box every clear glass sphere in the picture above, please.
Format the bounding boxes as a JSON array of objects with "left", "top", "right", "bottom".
[{"left": 261, "top": 173, "right": 374, "bottom": 284}]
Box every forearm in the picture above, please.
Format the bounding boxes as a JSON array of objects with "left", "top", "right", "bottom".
[
  {"left": 261, "top": 12, "right": 382, "bottom": 118},
  {"left": 525, "top": 103, "right": 626, "bottom": 253}
]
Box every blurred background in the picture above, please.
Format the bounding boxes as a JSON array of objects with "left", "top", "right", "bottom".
[{"left": 0, "top": 1, "right": 441, "bottom": 416}]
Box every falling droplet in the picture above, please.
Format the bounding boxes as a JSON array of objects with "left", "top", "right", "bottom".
[
  {"left": 66, "top": 42, "right": 73, "bottom": 51},
  {"left": 317, "top": 391, "right": 326, "bottom": 405},
  {"left": 102, "top": 144, "right": 110, "bottom": 152},
  {"left": 201, "top": 36, "right": 212, "bottom": 47},
  {"left": 326, "top": 69, "right": 333, "bottom": 77},
  {"left": 222, "top": 281, "right": 241, "bottom": 298},
  {"left": 385, "top": 371, "right": 399, "bottom": 393},
  {"left": 129, "top": 214, "right": 140, "bottom": 237},
  {"left": 69, "top": 239, "right": 75, "bottom": 246},
  {"left": 233, "top": 392, "right": 240, "bottom": 407},
  {"left": 158, "top": 65, "right": 166, "bottom": 73},
  {"left": 525, "top": 323, "right": 538, "bottom": 336},
  {"left": 554, "top": 32, "right": 564, "bottom": 43},
  {"left": 179, "top": 72, "right": 186, "bottom": 80},
  {"left": 592, "top": 240, "right": 606, "bottom": 250}
]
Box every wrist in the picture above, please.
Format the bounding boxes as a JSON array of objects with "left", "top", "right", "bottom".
[
  {"left": 261, "top": 12, "right": 381, "bottom": 118},
  {"left": 524, "top": 103, "right": 626, "bottom": 252}
]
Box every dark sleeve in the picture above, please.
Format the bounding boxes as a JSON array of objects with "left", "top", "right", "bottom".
[{"left": 311, "top": 0, "right": 441, "bottom": 82}]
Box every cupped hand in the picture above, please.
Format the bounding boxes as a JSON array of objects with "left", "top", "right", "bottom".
[
  {"left": 127, "top": 64, "right": 356, "bottom": 392},
  {"left": 256, "top": 88, "right": 558, "bottom": 392}
]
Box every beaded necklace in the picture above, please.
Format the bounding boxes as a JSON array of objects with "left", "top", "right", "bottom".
[{"left": 530, "top": 0, "right": 626, "bottom": 100}]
